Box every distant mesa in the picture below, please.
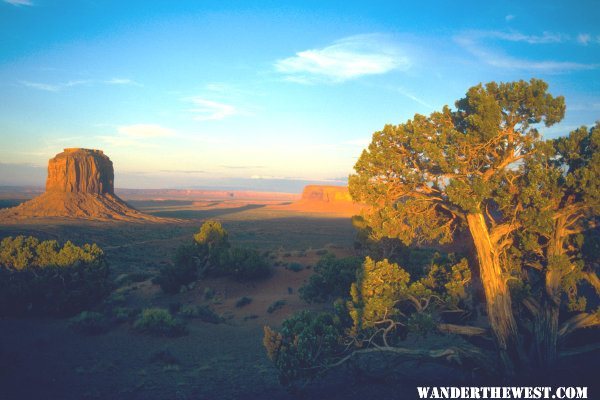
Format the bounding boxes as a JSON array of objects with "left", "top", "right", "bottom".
[
  {"left": 0, "top": 148, "right": 161, "bottom": 222},
  {"left": 284, "top": 185, "right": 363, "bottom": 215}
]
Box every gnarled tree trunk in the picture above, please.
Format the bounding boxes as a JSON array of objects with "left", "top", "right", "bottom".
[
  {"left": 534, "top": 218, "right": 565, "bottom": 368},
  {"left": 466, "top": 213, "right": 519, "bottom": 374}
]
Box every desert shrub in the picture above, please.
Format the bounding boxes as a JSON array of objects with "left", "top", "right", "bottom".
[
  {"left": 315, "top": 249, "right": 328, "bottom": 256},
  {"left": 114, "top": 272, "right": 152, "bottom": 287},
  {"left": 0, "top": 236, "right": 110, "bottom": 317},
  {"left": 203, "top": 286, "right": 215, "bottom": 300},
  {"left": 218, "top": 247, "right": 271, "bottom": 280},
  {"left": 112, "top": 307, "right": 134, "bottom": 323},
  {"left": 154, "top": 244, "right": 201, "bottom": 294},
  {"left": 179, "top": 304, "right": 222, "bottom": 324},
  {"left": 193, "top": 220, "right": 229, "bottom": 250},
  {"left": 235, "top": 296, "right": 252, "bottom": 308},
  {"left": 267, "top": 300, "right": 286, "bottom": 314},
  {"left": 286, "top": 262, "right": 304, "bottom": 272},
  {"left": 69, "top": 311, "right": 109, "bottom": 335},
  {"left": 299, "top": 254, "right": 362, "bottom": 304},
  {"left": 133, "top": 308, "right": 187, "bottom": 336},
  {"left": 263, "top": 311, "right": 344, "bottom": 385},
  {"left": 157, "top": 221, "right": 270, "bottom": 293}
]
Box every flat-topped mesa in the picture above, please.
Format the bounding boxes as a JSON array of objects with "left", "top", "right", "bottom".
[
  {"left": 300, "top": 185, "right": 353, "bottom": 203},
  {"left": 46, "top": 148, "right": 114, "bottom": 195},
  {"left": 0, "top": 148, "right": 164, "bottom": 222}
]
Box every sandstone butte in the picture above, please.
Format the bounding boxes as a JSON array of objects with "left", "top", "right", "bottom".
[
  {"left": 0, "top": 148, "right": 162, "bottom": 222},
  {"left": 283, "top": 184, "right": 363, "bottom": 215}
]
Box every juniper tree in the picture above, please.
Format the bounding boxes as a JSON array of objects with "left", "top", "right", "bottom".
[{"left": 349, "top": 79, "right": 565, "bottom": 373}]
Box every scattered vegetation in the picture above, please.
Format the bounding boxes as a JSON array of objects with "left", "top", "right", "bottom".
[
  {"left": 299, "top": 254, "right": 362, "bottom": 303},
  {"left": 0, "top": 236, "right": 110, "bottom": 316},
  {"left": 179, "top": 304, "right": 222, "bottom": 324},
  {"left": 154, "top": 221, "right": 271, "bottom": 293},
  {"left": 69, "top": 311, "right": 109, "bottom": 335},
  {"left": 285, "top": 262, "right": 304, "bottom": 272},
  {"left": 133, "top": 308, "right": 187, "bottom": 336},
  {"left": 235, "top": 296, "right": 252, "bottom": 308},
  {"left": 265, "top": 79, "right": 600, "bottom": 385},
  {"left": 267, "top": 300, "right": 286, "bottom": 314}
]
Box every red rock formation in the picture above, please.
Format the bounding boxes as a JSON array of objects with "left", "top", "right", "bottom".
[
  {"left": 283, "top": 185, "right": 363, "bottom": 215},
  {"left": 46, "top": 148, "right": 114, "bottom": 194},
  {"left": 0, "top": 148, "right": 161, "bottom": 222}
]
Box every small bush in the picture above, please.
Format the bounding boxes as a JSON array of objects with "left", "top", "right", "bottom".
[
  {"left": 299, "top": 254, "right": 362, "bottom": 304},
  {"left": 153, "top": 244, "right": 200, "bottom": 294},
  {"left": 219, "top": 247, "right": 271, "bottom": 280},
  {"left": 133, "top": 308, "right": 187, "bottom": 336},
  {"left": 267, "top": 300, "right": 286, "bottom": 314},
  {"left": 179, "top": 305, "right": 222, "bottom": 324},
  {"left": 203, "top": 287, "right": 215, "bottom": 300},
  {"left": 70, "top": 311, "right": 109, "bottom": 335},
  {"left": 286, "top": 262, "right": 304, "bottom": 272},
  {"left": 235, "top": 296, "right": 252, "bottom": 308},
  {"left": 0, "top": 236, "right": 110, "bottom": 317},
  {"left": 112, "top": 307, "right": 134, "bottom": 323},
  {"left": 315, "top": 249, "right": 328, "bottom": 256}
]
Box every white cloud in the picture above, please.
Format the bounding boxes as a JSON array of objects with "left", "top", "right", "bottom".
[
  {"left": 505, "top": 15, "right": 515, "bottom": 22},
  {"left": 455, "top": 34, "right": 596, "bottom": 73},
  {"left": 187, "top": 98, "right": 237, "bottom": 121},
  {"left": 577, "top": 33, "right": 591, "bottom": 45},
  {"left": 20, "top": 81, "right": 60, "bottom": 91},
  {"left": 275, "top": 34, "right": 410, "bottom": 83},
  {"left": 20, "top": 79, "right": 91, "bottom": 91},
  {"left": 3, "top": 0, "right": 33, "bottom": 6},
  {"left": 104, "top": 78, "right": 142, "bottom": 86},
  {"left": 20, "top": 78, "right": 139, "bottom": 91},
  {"left": 117, "top": 124, "right": 175, "bottom": 138},
  {"left": 467, "top": 30, "right": 565, "bottom": 44}
]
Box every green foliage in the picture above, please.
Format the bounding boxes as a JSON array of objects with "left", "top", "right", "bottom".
[
  {"left": 350, "top": 79, "right": 565, "bottom": 245},
  {"left": 235, "top": 296, "right": 252, "bottom": 308},
  {"left": 133, "top": 308, "right": 187, "bottom": 336},
  {"left": 156, "top": 221, "right": 271, "bottom": 293},
  {"left": 267, "top": 300, "right": 286, "bottom": 314},
  {"left": 263, "top": 311, "right": 344, "bottom": 385},
  {"left": 69, "top": 311, "right": 109, "bottom": 335},
  {"left": 154, "top": 244, "right": 201, "bottom": 293},
  {"left": 0, "top": 236, "right": 110, "bottom": 317},
  {"left": 179, "top": 304, "right": 222, "bottom": 324},
  {"left": 193, "top": 220, "right": 229, "bottom": 250},
  {"left": 218, "top": 247, "right": 271, "bottom": 280},
  {"left": 299, "top": 254, "right": 362, "bottom": 304},
  {"left": 286, "top": 262, "right": 304, "bottom": 272}
]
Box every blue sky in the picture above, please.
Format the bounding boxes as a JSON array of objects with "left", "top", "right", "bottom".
[{"left": 1, "top": 0, "right": 599, "bottom": 191}]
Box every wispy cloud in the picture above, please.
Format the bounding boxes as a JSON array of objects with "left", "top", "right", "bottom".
[
  {"left": 20, "top": 81, "right": 60, "bottom": 92},
  {"left": 104, "top": 78, "right": 142, "bottom": 86},
  {"left": 3, "top": 0, "right": 33, "bottom": 6},
  {"left": 577, "top": 33, "right": 591, "bottom": 45},
  {"left": 220, "top": 165, "right": 265, "bottom": 169},
  {"left": 275, "top": 34, "right": 410, "bottom": 83},
  {"left": 187, "top": 98, "right": 237, "bottom": 121},
  {"left": 117, "top": 124, "right": 175, "bottom": 138},
  {"left": 455, "top": 32, "right": 596, "bottom": 73},
  {"left": 20, "top": 78, "right": 140, "bottom": 91},
  {"left": 489, "top": 31, "right": 564, "bottom": 44},
  {"left": 159, "top": 169, "right": 206, "bottom": 174},
  {"left": 505, "top": 15, "right": 515, "bottom": 22}
]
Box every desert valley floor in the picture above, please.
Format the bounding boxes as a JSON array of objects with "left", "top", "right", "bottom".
[{"left": 0, "top": 192, "right": 597, "bottom": 400}]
